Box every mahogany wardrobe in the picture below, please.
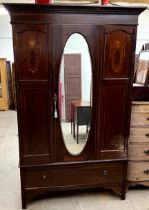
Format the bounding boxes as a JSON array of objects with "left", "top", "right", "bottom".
[{"left": 4, "top": 3, "right": 145, "bottom": 209}]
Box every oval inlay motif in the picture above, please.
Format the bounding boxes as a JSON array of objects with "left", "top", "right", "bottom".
[
  {"left": 109, "top": 31, "right": 128, "bottom": 74},
  {"left": 25, "top": 37, "right": 40, "bottom": 74},
  {"left": 111, "top": 40, "right": 124, "bottom": 73}
]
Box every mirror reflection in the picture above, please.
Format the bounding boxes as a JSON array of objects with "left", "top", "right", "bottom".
[
  {"left": 0, "top": 70, "right": 2, "bottom": 97},
  {"left": 59, "top": 33, "right": 92, "bottom": 155},
  {"left": 134, "top": 49, "right": 149, "bottom": 86},
  {"left": 133, "top": 44, "right": 149, "bottom": 87}
]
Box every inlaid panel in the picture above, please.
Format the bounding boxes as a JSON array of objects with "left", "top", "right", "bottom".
[
  {"left": 18, "top": 85, "right": 52, "bottom": 164},
  {"left": 14, "top": 25, "right": 48, "bottom": 80},
  {"left": 100, "top": 85, "right": 128, "bottom": 151},
  {"left": 103, "top": 27, "right": 133, "bottom": 78}
]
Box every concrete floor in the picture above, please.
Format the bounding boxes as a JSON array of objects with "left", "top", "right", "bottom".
[{"left": 0, "top": 110, "right": 149, "bottom": 210}]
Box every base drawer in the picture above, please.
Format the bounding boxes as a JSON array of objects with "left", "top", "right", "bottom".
[
  {"left": 127, "top": 162, "right": 149, "bottom": 181},
  {"left": 128, "top": 144, "right": 149, "bottom": 161},
  {"left": 25, "top": 162, "right": 124, "bottom": 189}
]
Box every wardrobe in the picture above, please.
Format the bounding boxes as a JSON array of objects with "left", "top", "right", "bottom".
[
  {"left": 4, "top": 3, "right": 145, "bottom": 209},
  {"left": 0, "top": 58, "right": 11, "bottom": 110}
]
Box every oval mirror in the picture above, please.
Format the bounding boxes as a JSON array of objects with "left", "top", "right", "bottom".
[{"left": 59, "top": 33, "right": 92, "bottom": 155}]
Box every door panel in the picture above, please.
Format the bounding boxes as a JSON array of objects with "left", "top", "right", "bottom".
[
  {"left": 103, "top": 26, "right": 134, "bottom": 78},
  {"left": 14, "top": 25, "right": 48, "bottom": 81},
  {"left": 97, "top": 26, "right": 135, "bottom": 159},
  {"left": 18, "top": 85, "right": 53, "bottom": 165},
  {"left": 54, "top": 25, "right": 99, "bottom": 161},
  {"left": 100, "top": 84, "right": 128, "bottom": 150},
  {"left": 14, "top": 25, "right": 54, "bottom": 165}
]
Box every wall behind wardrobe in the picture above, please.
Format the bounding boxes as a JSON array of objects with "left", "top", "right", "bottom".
[
  {"left": 0, "top": 5, "right": 149, "bottom": 60},
  {"left": 136, "top": 8, "right": 149, "bottom": 52},
  {"left": 0, "top": 10, "right": 13, "bottom": 62}
]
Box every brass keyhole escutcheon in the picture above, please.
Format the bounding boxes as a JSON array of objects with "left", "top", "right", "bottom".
[{"left": 42, "top": 174, "right": 47, "bottom": 180}]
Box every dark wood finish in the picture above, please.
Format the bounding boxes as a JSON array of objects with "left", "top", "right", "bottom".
[
  {"left": 132, "top": 86, "right": 149, "bottom": 101},
  {"left": 25, "top": 161, "right": 124, "bottom": 188},
  {"left": 18, "top": 84, "right": 53, "bottom": 165},
  {"left": 54, "top": 24, "right": 97, "bottom": 162},
  {"left": 3, "top": 3, "right": 146, "bottom": 209},
  {"left": 103, "top": 26, "right": 133, "bottom": 78},
  {"left": 12, "top": 63, "right": 17, "bottom": 109},
  {"left": 14, "top": 25, "right": 48, "bottom": 81}
]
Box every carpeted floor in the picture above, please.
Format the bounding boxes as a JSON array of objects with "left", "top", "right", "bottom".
[{"left": 0, "top": 110, "right": 149, "bottom": 210}]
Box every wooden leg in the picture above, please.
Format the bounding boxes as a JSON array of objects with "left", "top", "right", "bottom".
[
  {"left": 22, "top": 202, "right": 27, "bottom": 209},
  {"left": 20, "top": 171, "right": 27, "bottom": 209},
  {"left": 120, "top": 160, "right": 127, "bottom": 200},
  {"left": 86, "top": 125, "right": 88, "bottom": 134},
  {"left": 21, "top": 192, "right": 27, "bottom": 209},
  {"left": 77, "top": 125, "right": 79, "bottom": 144},
  {"left": 71, "top": 118, "right": 72, "bottom": 134},
  {"left": 73, "top": 123, "right": 75, "bottom": 139},
  {"left": 121, "top": 192, "right": 126, "bottom": 200},
  {"left": 121, "top": 181, "right": 126, "bottom": 200}
]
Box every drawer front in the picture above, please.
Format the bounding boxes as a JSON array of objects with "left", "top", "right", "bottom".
[
  {"left": 127, "top": 162, "right": 149, "bottom": 181},
  {"left": 132, "top": 103, "right": 149, "bottom": 113},
  {"left": 131, "top": 113, "right": 149, "bottom": 127},
  {"left": 26, "top": 162, "right": 123, "bottom": 188},
  {"left": 129, "top": 128, "right": 149, "bottom": 143},
  {"left": 128, "top": 144, "right": 149, "bottom": 161}
]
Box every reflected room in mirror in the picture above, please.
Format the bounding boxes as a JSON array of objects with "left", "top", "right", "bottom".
[
  {"left": 134, "top": 48, "right": 149, "bottom": 86},
  {"left": 59, "top": 33, "right": 92, "bottom": 155}
]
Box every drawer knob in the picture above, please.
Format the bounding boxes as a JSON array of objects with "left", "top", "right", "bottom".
[
  {"left": 42, "top": 174, "right": 47, "bottom": 180},
  {"left": 145, "top": 133, "right": 149, "bottom": 138},
  {"left": 144, "top": 169, "right": 149, "bottom": 175},
  {"left": 103, "top": 170, "right": 108, "bottom": 176},
  {"left": 144, "top": 150, "right": 149, "bottom": 155},
  {"left": 146, "top": 117, "right": 149, "bottom": 121}
]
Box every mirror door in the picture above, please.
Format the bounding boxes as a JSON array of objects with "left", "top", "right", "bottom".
[{"left": 53, "top": 25, "right": 99, "bottom": 161}]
